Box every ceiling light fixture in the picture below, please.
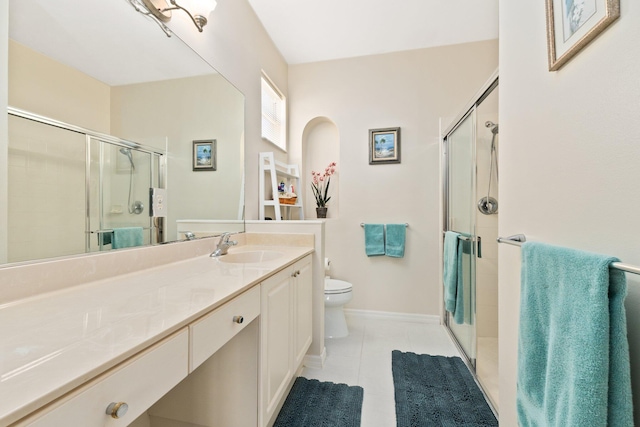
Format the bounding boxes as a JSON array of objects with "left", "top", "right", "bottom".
[{"left": 140, "top": 0, "right": 217, "bottom": 32}]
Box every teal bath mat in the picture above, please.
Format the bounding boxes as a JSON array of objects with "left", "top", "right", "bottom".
[
  {"left": 392, "top": 350, "right": 497, "bottom": 427},
  {"left": 273, "top": 377, "right": 363, "bottom": 427}
]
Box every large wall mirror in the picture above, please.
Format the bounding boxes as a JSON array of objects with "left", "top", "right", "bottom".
[{"left": 5, "top": 0, "right": 245, "bottom": 265}]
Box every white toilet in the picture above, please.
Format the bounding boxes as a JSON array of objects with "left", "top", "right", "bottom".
[{"left": 324, "top": 277, "right": 353, "bottom": 338}]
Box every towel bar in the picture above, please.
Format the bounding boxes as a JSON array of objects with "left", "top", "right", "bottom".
[
  {"left": 360, "top": 223, "right": 408, "bottom": 227},
  {"left": 90, "top": 227, "right": 153, "bottom": 234},
  {"left": 441, "top": 231, "right": 473, "bottom": 241},
  {"left": 497, "top": 234, "right": 640, "bottom": 276}
]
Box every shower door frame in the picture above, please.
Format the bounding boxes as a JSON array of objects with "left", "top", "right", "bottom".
[
  {"left": 441, "top": 71, "right": 499, "bottom": 418},
  {"left": 7, "top": 106, "right": 167, "bottom": 254},
  {"left": 441, "top": 70, "right": 499, "bottom": 374},
  {"left": 442, "top": 107, "right": 479, "bottom": 368}
]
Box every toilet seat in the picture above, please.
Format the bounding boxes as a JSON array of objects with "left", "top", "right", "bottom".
[{"left": 325, "top": 279, "right": 352, "bottom": 295}]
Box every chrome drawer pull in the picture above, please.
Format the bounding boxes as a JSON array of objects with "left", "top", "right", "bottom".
[{"left": 233, "top": 315, "right": 244, "bottom": 324}]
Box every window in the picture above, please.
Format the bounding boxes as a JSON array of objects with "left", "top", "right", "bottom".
[{"left": 261, "top": 73, "right": 287, "bottom": 151}]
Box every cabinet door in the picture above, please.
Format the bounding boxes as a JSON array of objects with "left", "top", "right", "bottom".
[
  {"left": 293, "top": 255, "right": 313, "bottom": 369},
  {"left": 260, "top": 268, "right": 293, "bottom": 426}
]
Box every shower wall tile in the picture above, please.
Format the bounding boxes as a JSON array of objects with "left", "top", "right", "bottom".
[{"left": 8, "top": 117, "right": 86, "bottom": 263}]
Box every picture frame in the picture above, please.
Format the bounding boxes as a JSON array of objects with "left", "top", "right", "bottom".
[
  {"left": 193, "top": 139, "right": 217, "bottom": 171},
  {"left": 546, "top": 0, "right": 619, "bottom": 71},
  {"left": 369, "top": 127, "right": 401, "bottom": 165}
]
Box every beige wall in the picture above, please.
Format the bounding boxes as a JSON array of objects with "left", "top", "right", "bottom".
[
  {"left": 8, "top": 40, "right": 111, "bottom": 132},
  {"left": 163, "top": 0, "right": 289, "bottom": 221},
  {"left": 288, "top": 40, "right": 498, "bottom": 315},
  {"left": 499, "top": 0, "right": 640, "bottom": 424},
  {"left": 111, "top": 75, "right": 244, "bottom": 240},
  {"left": 0, "top": 0, "right": 8, "bottom": 263}
]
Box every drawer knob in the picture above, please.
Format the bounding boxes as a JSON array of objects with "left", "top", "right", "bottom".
[
  {"left": 106, "top": 402, "right": 129, "bottom": 419},
  {"left": 233, "top": 315, "right": 244, "bottom": 324},
  {"left": 292, "top": 270, "right": 301, "bottom": 277}
]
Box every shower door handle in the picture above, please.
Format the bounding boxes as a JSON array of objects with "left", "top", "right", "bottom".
[{"left": 476, "top": 236, "right": 482, "bottom": 258}]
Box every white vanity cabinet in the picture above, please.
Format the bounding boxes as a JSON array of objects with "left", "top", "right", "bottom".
[
  {"left": 189, "top": 285, "right": 261, "bottom": 372},
  {"left": 292, "top": 256, "right": 313, "bottom": 370},
  {"left": 260, "top": 255, "right": 313, "bottom": 427},
  {"left": 17, "top": 330, "right": 189, "bottom": 427},
  {"left": 4, "top": 245, "right": 315, "bottom": 427}
]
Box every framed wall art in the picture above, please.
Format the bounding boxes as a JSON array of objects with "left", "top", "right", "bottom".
[
  {"left": 546, "top": 0, "right": 620, "bottom": 71},
  {"left": 193, "top": 139, "right": 217, "bottom": 171},
  {"left": 369, "top": 127, "right": 401, "bottom": 165}
]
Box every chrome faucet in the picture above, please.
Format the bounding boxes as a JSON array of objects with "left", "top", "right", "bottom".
[{"left": 210, "top": 232, "right": 237, "bottom": 257}]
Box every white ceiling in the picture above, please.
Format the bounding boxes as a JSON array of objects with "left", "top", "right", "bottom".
[
  {"left": 9, "top": 0, "right": 215, "bottom": 86},
  {"left": 247, "top": 0, "right": 499, "bottom": 65}
]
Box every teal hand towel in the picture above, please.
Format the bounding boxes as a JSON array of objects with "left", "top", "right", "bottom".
[
  {"left": 443, "top": 231, "right": 460, "bottom": 313},
  {"left": 364, "top": 224, "right": 385, "bottom": 256},
  {"left": 517, "top": 242, "right": 633, "bottom": 427},
  {"left": 385, "top": 224, "right": 406, "bottom": 258},
  {"left": 112, "top": 227, "right": 144, "bottom": 249}
]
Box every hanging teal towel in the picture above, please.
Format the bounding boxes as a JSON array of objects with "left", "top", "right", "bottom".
[
  {"left": 443, "top": 232, "right": 472, "bottom": 325},
  {"left": 443, "top": 231, "right": 460, "bottom": 314},
  {"left": 364, "top": 224, "right": 385, "bottom": 256},
  {"left": 517, "top": 242, "right": 633, "bottom": 427},
  {"left": 385, "top": 224, "right": 406, "bottom": 258},
  {"left": 112, "top": 227, "right": 144, "bottom": 249}
]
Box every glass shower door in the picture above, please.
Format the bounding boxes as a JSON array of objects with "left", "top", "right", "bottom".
[
  {"left": 445, "top": 110, "right": 477, "bottom": 364},
  {"left": 88, "top": 138, "right": 155, "bottom": 251}
]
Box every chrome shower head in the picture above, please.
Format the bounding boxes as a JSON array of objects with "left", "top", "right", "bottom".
[
  {"left": 119, "top": 147, "right": 135, "bottom": 170},
  {"left": 485, "top": 121, "right": 499, "bottom": 135}
]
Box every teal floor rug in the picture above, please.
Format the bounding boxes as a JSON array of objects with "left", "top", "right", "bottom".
[
  {"left": 273, "top": 377, "right": 363, "bottom": 427},
  {"left": 392, "top": 350, "right": 497, "bottom": 427}
]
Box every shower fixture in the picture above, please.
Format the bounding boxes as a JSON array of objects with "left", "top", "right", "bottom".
[
  {"left": 478, "top": 122, "right": 499, "bottom": 215},
  {"left": 119, "top": 147, "right": 136, "bottom": 171},
  {"left": 485, "top": 121, "right": 499, "bottom": 135},
  {"left": 119, "top": 148, "right": 144, "bottom": 215}
]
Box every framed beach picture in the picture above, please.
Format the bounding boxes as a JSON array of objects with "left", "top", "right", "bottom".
[
  {"left": 193, "top": 139, "right": 217, "bottom": 171},
  {"left": 369, "top": 127, "right": 401, "bottom": 165},
  {"left": 546, "top": 0, "right": 619, "bottom": 71}
]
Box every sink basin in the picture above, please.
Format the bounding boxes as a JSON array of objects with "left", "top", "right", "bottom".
[{"left": 218, "top": 250, "right": 284, "bottom": 264}]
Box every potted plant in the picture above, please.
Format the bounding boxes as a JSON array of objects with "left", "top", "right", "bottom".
[{"left": 311, "top": 162, "right": 336, "bottom": 218}]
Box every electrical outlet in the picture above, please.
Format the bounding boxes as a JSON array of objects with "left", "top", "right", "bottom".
[{"left": 150, "top": 188, "right": 168, "bottom": 218}]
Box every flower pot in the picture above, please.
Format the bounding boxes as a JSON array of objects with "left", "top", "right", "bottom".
[{"left": 316, "top": 207, "right": 328, "bottom": 218}]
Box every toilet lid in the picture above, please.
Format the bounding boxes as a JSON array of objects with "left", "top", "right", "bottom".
[{"left": 325, "top": 279, "right": 352, "bottom": 294}]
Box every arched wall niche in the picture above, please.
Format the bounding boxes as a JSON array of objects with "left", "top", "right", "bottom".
[{"left": 302, "top": 117, "right": 340, "bottom": 219}]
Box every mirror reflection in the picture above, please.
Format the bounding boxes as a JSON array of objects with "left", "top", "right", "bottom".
[{"left": 5, "top": 0, "right": 245, "bottom": 265}]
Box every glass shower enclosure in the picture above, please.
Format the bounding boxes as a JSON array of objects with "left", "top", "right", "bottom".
[
  {"left": 7, "top": 108, "right": 166, "bottom": 263},
  {"left": 442, "top": 73, "right": 499, "bottom": 411}
]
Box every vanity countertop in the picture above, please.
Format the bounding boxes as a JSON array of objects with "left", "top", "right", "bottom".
[{"left": 0, "top": 244, "right": 313, "bottom": 425}]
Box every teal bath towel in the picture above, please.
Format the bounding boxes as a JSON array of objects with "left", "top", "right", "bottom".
[
  {"left": 385, "top": 224, "right": 406, "bottom": 258},
  {"left": 517, "top": 242, "right": 633, "bottom": 427},
  {"left": 443, "top": 231, "right": 460, "bottom": 314},
  {"left": 364, "top": 224, "right": 385, "bottom": 256},
  {"left": 112, "top": 227, "right": 144, "bottom": 249}
]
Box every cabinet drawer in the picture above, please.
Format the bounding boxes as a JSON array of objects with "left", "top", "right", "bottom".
[
  {"left": 190, "top": 285, "right": 260, "bottom": 372},
  {"left": 23, "top": 330, "right": 189, "bottom": 427}
]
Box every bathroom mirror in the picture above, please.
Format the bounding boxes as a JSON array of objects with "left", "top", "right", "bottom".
[{"left": 4, "top": 0, "right": 245, "bottom": 265}]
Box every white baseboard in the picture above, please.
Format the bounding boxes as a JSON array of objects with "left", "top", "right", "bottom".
[
  {"left": 344, "top": 309, "right": 440, "bottom": 324},
  {"left": 303, "top": 346, "right": 327, "bottom": 369}
]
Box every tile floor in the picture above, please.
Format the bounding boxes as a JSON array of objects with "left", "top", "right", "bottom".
[{"left": 301, "top": 315, "right": 461, "bottom": 426}]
